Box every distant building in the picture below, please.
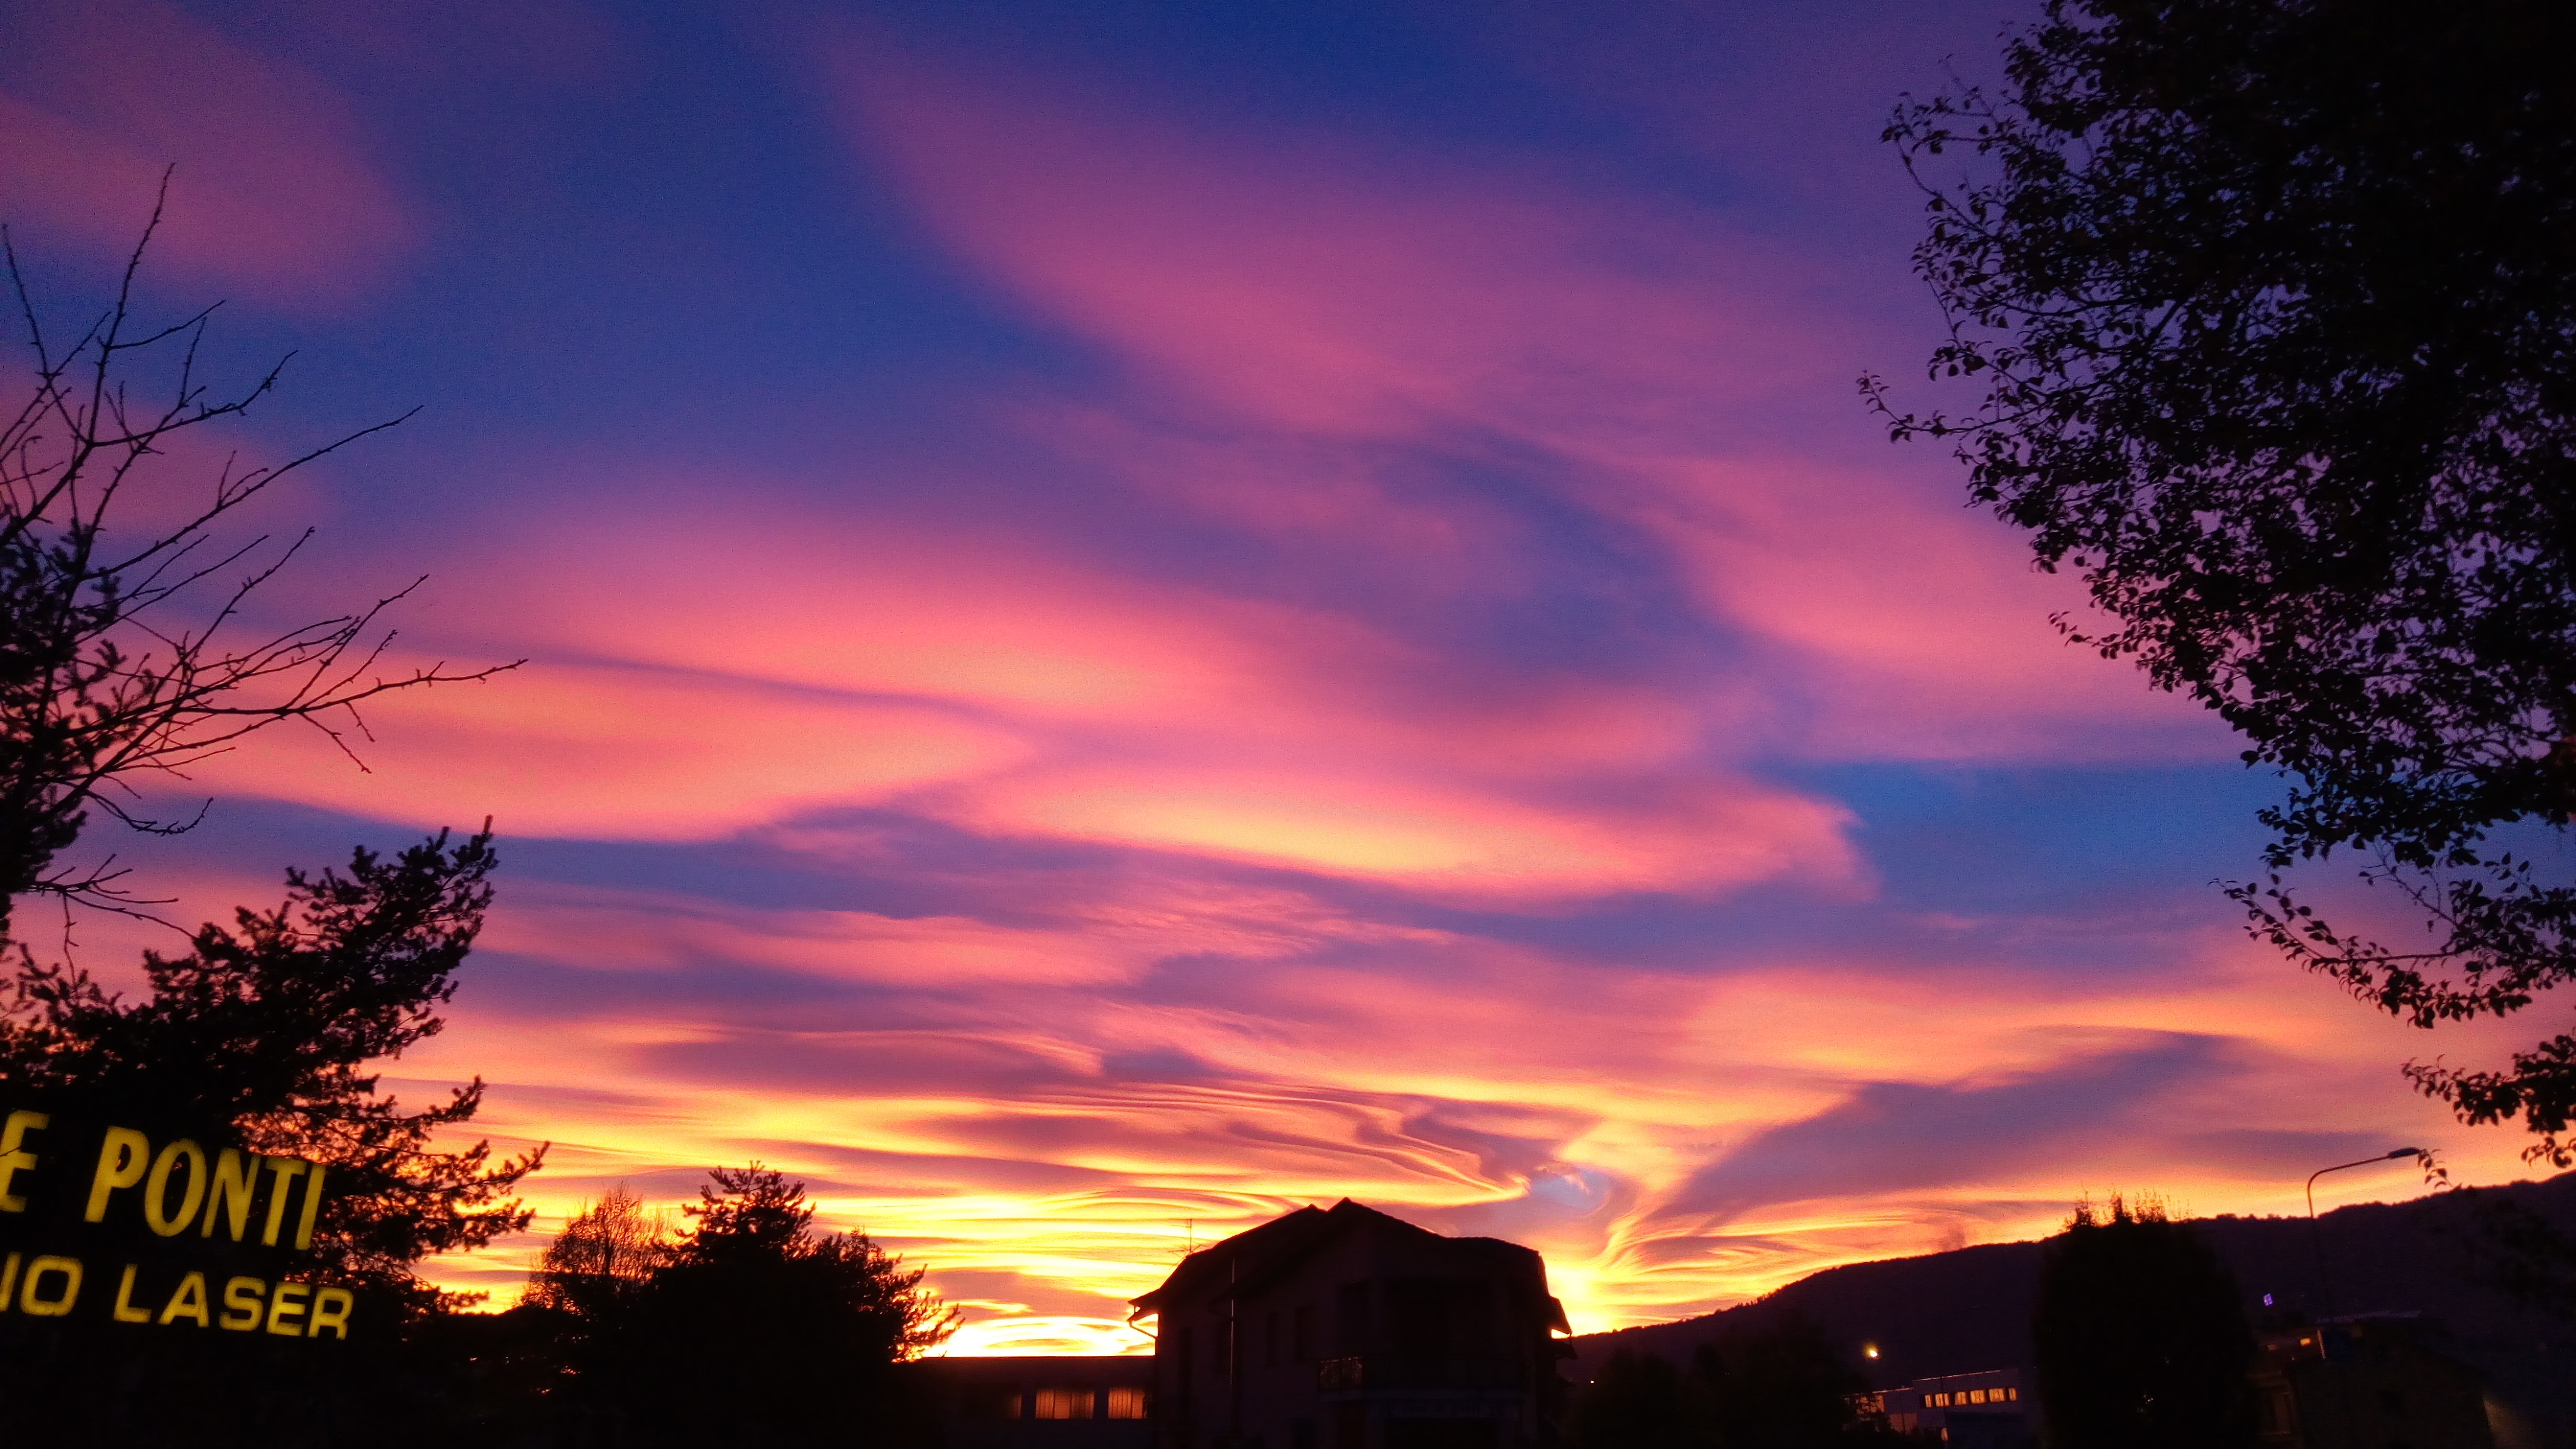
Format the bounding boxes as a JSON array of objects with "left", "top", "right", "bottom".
[
  {"left": 1863, "top": 1367, "right": 2034, "bottom": 1448},
  {"left": 2252, "top": 1316, "right": 2496, "bottom": 1449},
  {"left": 909, "top": 1355, "right": 1157, "bottom": 1449},
  {"left": 1131, "top": 1199, "right": 1573, "bottom": 1449},
  {"left": 1845, "top": 1314, "right": 2501, "bottom": 1449}
]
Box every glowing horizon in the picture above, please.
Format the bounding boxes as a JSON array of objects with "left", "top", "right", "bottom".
[{"left": 3, "top": 0, "right": 2552, "bottom": 1355}]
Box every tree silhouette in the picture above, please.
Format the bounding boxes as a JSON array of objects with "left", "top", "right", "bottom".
[
  {"left": 526, "top": 1184, "right": 672, "bottom": 1325},
  {"left": 0, "top": 829, "right": 539, "bottom": 1445},
  {"left": 1867, "top": 0, "right": 2576, "bottom": 1163},
  {"left": 0, "top": 826, "right": 541, "bottom": 1311},
  {"left": 1, "top": 184, "right": 514, "bottom": 946},
  {"left": 1568, "top": 1347, "right": 1712, "bottom": 1449},
  {"left": 1569, "top": 1321, "right": 1894, "bottom": 1449},
  {"left": 577, "top": 1165, "right": 956, "bottom": 1446},
  {"left": 1696, "top": 1318, "right": 1879, "bottom": 1448},
  {"left": 2032, "top": 1195, "right": 2255, "bottom": 1449}
]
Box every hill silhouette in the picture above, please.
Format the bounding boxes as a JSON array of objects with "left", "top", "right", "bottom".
[{"left": 1570, "top": 1175, "right": 2576, "bottom": 1440}]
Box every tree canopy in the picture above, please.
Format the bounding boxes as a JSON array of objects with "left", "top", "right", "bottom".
[
  {"left": 534, "top": 1165, "right": 955, "bottom": 1446},
  {"left": 1870, "top": 0, "right": 2576, "bottom": 1161},
  {"left": 0, "top": 213, "right": 535, "bottom": 1440},
  {"left": 525, "top": 1184, "right": 670, "bottom": 1326},
  {"left": 2031, "top": 1195, "right": 2256, "bottom": 1449},
  {"left": 0, "top": 827, "right": 541, "bottom": 1311},
  {"left": 1566, "top": 1319, "right": 1893, "bottom": 1449}
]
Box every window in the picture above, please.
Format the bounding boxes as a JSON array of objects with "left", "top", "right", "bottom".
[
  {"left": 1968, "top": 1389, "right": 1987, "bottom": 1405},
  {"left": 1294, "top": 1305, "right": 1318, "bottom": 1363},
  {"left": 1035, "top": 1387, "right": 1094, "bottom": 1420},
  {"left": 1107, "top": 1386, "right": 1150, "bottom": 1420},
  {"left": 2006, "top": 1387, "right": 2019, "bottom": 1402}
]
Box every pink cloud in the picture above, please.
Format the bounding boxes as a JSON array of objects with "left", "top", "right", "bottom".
[
  {"left": 0, "top": 0, "right": 413, "bottom": 308},
  {"left": 934, "top": 760, "right": 1855, "bottom": 901},
  {"left": 1618, "top": 455, "right": 2230, "bottom": 761},
  {"left": 324, "top": 499, "right": 1855, "bottom": 897},
  {"left": 182, "top": 656, "right": 1030, "bottom": 840},
  {"left": 818, "top": 36, "right": 2217, "bottom": 766},
  {"left": 830, "top": 38, "right": 1818, "bottom": 446},
  {"left": 487, "top": 884, "right": 1169, "bottom": 989}
]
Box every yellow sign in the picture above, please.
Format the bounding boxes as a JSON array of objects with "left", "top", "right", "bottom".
[{"left": 0, "top": 1108, "right": 355, "bottom": 1340}]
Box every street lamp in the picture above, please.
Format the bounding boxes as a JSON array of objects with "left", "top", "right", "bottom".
[{"left": 2305, "top": 1147, "right": 2423, "bottom": 1316}]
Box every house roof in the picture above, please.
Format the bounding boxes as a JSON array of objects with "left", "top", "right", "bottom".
[{"left": 1130, "top": 1198, "right": 1549, "bottom": 1316}]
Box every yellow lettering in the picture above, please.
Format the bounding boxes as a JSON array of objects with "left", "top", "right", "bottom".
[
  {"left": 265, "top": 1280, "right": 310, "bottom": 1336},
  {"left": 259, "top": 1158, "right": 306, "bottom": 1246},
  {"left": 144, "top": 1139, "right": 208, "bottom": 1237},
  {"left": 201, "top": 1149, "right": 258, "bottom": 1241},
  {"left": 84, "top": 1126, "right": 150, "bottom": 1222},
  {"left": 159, "top": 1271, "right": 211, "bottom": 1328},
  {"left": 113, "top": 1263, "right": 152, "bottom": 1323},
  {"left": 0, "top": 1250, "right": 19, "bottom": 1309},
  {"left": 292, "top": 1163, "right": 327, "bottom": 1252},
  {"left": 21, "top": 1256, "right": 81, "bottom": 1316},
  {"left": 308, "top": 1285, "right": 354, "bottom": 1340},
  {"left": 0, "top": 1110, "right": 48, "bottom": 1211},
  {"left": 218, "top": 1276, "right": 264, "bottom": 1331}
]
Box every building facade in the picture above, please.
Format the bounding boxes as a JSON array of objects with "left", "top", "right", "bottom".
[
  {"left": 1865, "top": 1367, "right": 2035, "bottom": 1448},
  {"left": 2252, "top": 1317, "right": 2496, "bottom": 1449},
  {"left": 1132, "top": 1200, "right": 1572, "bottom": 1449}
]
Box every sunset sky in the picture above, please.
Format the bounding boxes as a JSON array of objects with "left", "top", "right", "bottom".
[{"left": 2, "top": 0, "right": 2548, "bottom": 1355}]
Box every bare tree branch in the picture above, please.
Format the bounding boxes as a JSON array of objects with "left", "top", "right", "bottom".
[{"left": 1, "top": 177, "right": 523, "bottom": 941}]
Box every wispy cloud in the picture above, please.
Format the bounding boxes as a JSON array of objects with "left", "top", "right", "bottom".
[{"left": 0, "top": 0, "right": 414, "bottom": 308}]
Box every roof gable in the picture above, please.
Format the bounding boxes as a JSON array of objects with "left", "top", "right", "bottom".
[{"left": 1131, "top": 1199, "right": 1535, "bottom": 1313}]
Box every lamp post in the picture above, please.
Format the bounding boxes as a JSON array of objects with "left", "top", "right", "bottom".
[
  {"left": 2305, "top": 1147, "right": 2423, "bottom": 1318},
  {"left": 2300, "top": 1148, "right": 2423, "bottom": 1449}
]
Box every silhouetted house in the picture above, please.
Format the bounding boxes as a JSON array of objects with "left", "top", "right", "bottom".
[
  {"left": 911, "top": 1355, "right": 1157, "bottom": 1449},
  {"left": 1865, "top": 1368, "right": 2033, "bottom": 1448},
  {"left": 2252, "top": 1316, "right": 2496, "bottom": 1449},
  {"left": 1132, "top": 1200, "right": 1572, "bottom": 1449}
]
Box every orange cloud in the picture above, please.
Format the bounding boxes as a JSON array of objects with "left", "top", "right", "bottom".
[{"left": 404, "top": 911, "right": 2534, "bottom": 1336}]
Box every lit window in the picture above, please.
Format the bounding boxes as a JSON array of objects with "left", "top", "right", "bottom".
[
  {"left": 1107, "top": 1386, "right": 1150, "bottom": 1420},
  {"left": 2006, "top": 1388, "right": 2019, "bottom": 1402},
  {"left": 1970, "top": 1390, "right": 1987, "bottom": 1405},
  {"left": 1035, "top": 1388, "right": 1093, "bottom": 1419}
]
